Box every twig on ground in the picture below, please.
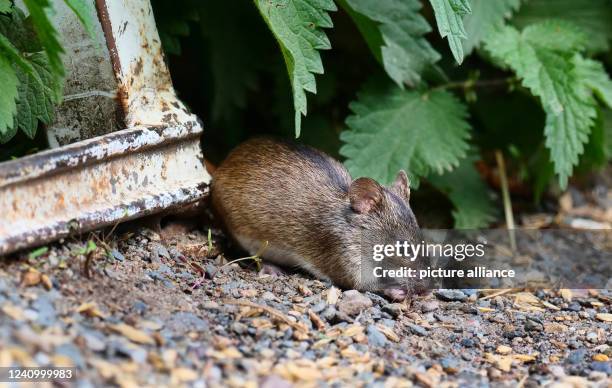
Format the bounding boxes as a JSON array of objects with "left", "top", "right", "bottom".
[
  {"left": 223, "top": 298, "right": 309, "bottom": 333},
  {"left": 495, "top": 150, "right": 517, "bottom": 253}
]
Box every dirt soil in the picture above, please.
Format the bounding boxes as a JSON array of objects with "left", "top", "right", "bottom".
[{"left": 0, "top": 184, "right": 611, "bottom": 387}]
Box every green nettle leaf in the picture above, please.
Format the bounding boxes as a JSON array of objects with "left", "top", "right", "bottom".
[
  {"left": 428, "top": 155, "right": 496, "bottom": 228},
  {"left": 512, "top": 0, "right": 612, "bottom": 53},
  {"left": 14, "top": 53, "right": 62, "bottom": 139},
  {"left": 62, "top": 0, "right": 97, "bottom": 40},
  {"left": 428, "top": 0, "right": 471, "bottom": 64},
  {"left": 254, "top": 0, "right": 336, "bottom": 137},
  {"left": 0, "top": 0, "right": 12, "bottom": 13},
  {"left": 463, "top": 0, "right": 520, "bottom": 56},
  {"left": 0, "top": 54, "right": 19, "bottom": 136},
  {"left": 340, "top": 81, "right": 471, "bottom": 186},
  {"left": 342, "top": 0, "right": 440, "bottom": 87},
  {"left": 22, "top": 0, "right": 64, "bottom": 75},
  {"left": 485, "top": 21, "right": 600, "bottom": 188},
  {"left": 573, "top": 56, "right": 612, "bottom": 109}
]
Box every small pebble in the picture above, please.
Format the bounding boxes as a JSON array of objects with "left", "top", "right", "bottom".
[
  {"left": 382, "top": 303, "right": 403, "bottom": 318},
  {"left": 366, "top": 325, "right": 388, "bottom": 347},
  {"left": 434, "top": 289, "right": 467, "bottom": 302},
  {"left": 407, "top": 323, "right": 428, "bottom": 336},
  {"left": 420, "top": 300, "right": 439, "bottom": 313},
  {"left": 338, "top": 290, "right": 373, "bottom": 316}
]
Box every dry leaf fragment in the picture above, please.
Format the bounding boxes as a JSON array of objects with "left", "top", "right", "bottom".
[
  {"left": 2, "top": 304, "right": 25, "bottom": 321},
  {"left": 171, "top": 368, "right": 198, "bottom": 383},
  {"left": 109, "top": 323, "right": 155, "bottom": 345},
  {"left": 241, "top": 288, "right": 258, "bottom": 298},
  {"left": 21, "top": 268, "right": 41, "bottom": 287},
  {"left": 560, "top": 289, "right": 572, "bottom": 301},
  {"left": 485, "top": 352, "right": 513, "bottom": 372},
  {"left": 513, "top": 354, "right": 537, "bottom": 362},
  {"left": 326, "top": 287, "right": 341, "bottom": 304},
  {"left": 308, "top": 310, "right": 326, "bottom": 330},
  {"left": 595, "top": 313, "right": 612, "bottom": 322},
  {"left": 298, "top": 284, "right": 313, "bottom": 296},
  {"left": 414, "top": 372, "right": 434, "bottom": 388},
  {"left": 376, "top": 324, "right": 400, "bottom": 342},
  {"left": 312, "top": 338, "right": 333, "bottom": 349},
  {"left": 592, "top": 354, "right": 609, "bottom": 362},
  {"left": 343, "top": 324, "right": 364, "bottom": 337},
  {"left": 41, "top": 274, "right": 52, "bottom": 290},
  {"left": 76, "top": 302, "right": 107, "bottom": 319}
]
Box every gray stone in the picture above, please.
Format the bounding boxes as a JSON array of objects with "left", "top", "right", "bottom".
[
  {"left": 338, "top": 290, "right": 373, "bottom": 316},
  {"left": 366, "top": 325, "right": 388, "bottom": 347},
  {"left": 434, "top": 289, "right": 467, "bottom": 302},
  {"left": 382, "top": 303, "right": 404, "bottom": 318},
  {"left": 407, "top": 323, "right": 428, "bottom": 336}
]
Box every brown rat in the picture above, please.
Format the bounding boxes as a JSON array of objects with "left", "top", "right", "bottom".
[{"left": 211, "top": 137, "right": 426, "bottom": 299}]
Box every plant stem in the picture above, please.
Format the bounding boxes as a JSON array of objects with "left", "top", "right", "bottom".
[
  {"left": 431, "top": 77, "right": 514, "bottom": 92},
  {"left": 495, "top": 150, "right": 517, "bottom": 253}
]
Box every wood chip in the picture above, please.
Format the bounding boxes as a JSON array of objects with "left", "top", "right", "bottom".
[
  {"left": 376, "top": 324, "right": 400, "bottom": 342},
  {"left": 41, "top": 274, "right": 52, "bottom": 290},
  {"left": 308, "top": 310, "right": 326, "bottom": 330},
  {"left": 485, "top": 352, "right": 513, "bottom": 372},
  {"left": 592, "top": 354, "right": 609, "bottom": 362},
  {"left": 224, "top": 299, "right": 308, "bottom": 334},
  {"left": 109, "top": 323, "right": 155, "bottom": 345},
  {"left": 496, "top": 345, "right": 512, "bottom": 355},
  {"left": 560, "top": 289, "right": 572, "bottom": 301},
  {"left": 596, "top": 313, "right": 612, "bottom": 322},
  {"left": 171, "top": 368, "right": 198, "bottom": 383},
  {"left": 76, "top": 302, "right": 107, "bottom": 319},
  {"left": 2, "top": 304, "right": 25, "bottom": 321},
  {"left": 21, "top": 268, "right": 41, "bottom": 287},
  {"left": 326, "top": 287, "right": 341, "bottom": 305},
  {"left": 298, "top": 284, "right": 313, "bottom": 296},
  {"left": 513, "top": 354, "right": 537, "bottom": 362},
  {"left": 343, "top": 324, "right": 364, "bottom": 337}
]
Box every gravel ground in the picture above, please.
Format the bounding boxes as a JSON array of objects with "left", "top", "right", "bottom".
[{"left": 0, "top": 220, "right": 611, "bottom": 387}]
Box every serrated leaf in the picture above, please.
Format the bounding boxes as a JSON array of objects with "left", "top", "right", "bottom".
[
  {"left": 485, "top": 22, "right": 598, "bottom": 188},
  {"left": 428, "top": 0, "right": 471, "bottom": 64},
  {"left": 14, "top": 53, "right": 61, "bottom": 138},
  {"left": 254, "top": 0, "right": 336, "bottom": 137},
  {"left": 0, "top": 54, "right": 19, "bottom": 136},
  {"left": 23, "top": 0, "right": 64, "bottom": 75},
  {"left": 512, "top": 0, "right": 612, "bottom": 53},
  {"left": 0, "top": 0, "right": 12, "bottom": 13},
  {"left": 573, "top": 56, "right": 612, "bottom": 109},
  {"left": 62, "top": 0, "right": 96, "bottom": 40},
  {"left": 463, "top": 0, "right": 520, "bottom": 56},
  {"left": 428, "top": 155, "right": 496, "bottom": 228},
  {"left": 342, "top": 0, "right": 440, "bottom": 87},
  {"left": 340, "top": 81, "right": 471, "bottom": 186},
  {"left": 0, "top": 10, "right": 61, "bottom": 142}
]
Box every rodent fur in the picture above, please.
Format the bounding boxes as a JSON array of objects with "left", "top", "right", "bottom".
[{"left": 211, "top": 137, "right": 425, "bottom": 298}]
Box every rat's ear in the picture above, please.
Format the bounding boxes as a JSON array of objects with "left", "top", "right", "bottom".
[
  {"left": 392, "top": 170, "right": 410, "bottom": 201},
  {"left": 349, "top": 177, "right": 383, "bottom": 214}
]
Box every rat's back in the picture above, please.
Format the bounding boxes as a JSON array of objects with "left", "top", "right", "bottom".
[{"left": 211, "top": 138, "right": 352, "bottom": 277}]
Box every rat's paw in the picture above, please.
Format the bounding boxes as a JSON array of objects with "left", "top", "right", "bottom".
[{"left": 258, "top": 263, "right": 289, "bottom": 277}]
